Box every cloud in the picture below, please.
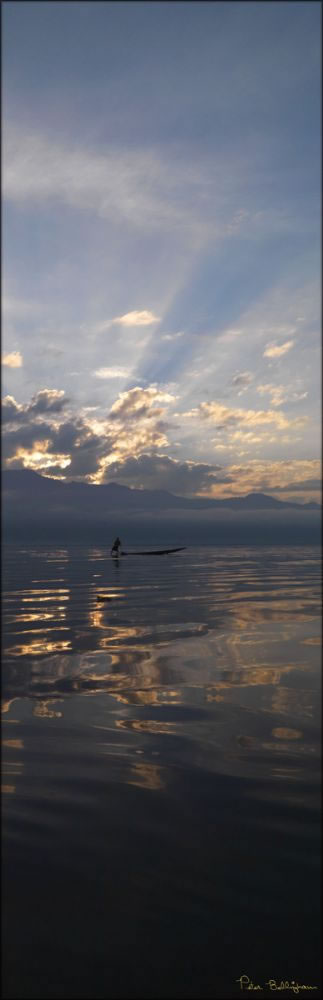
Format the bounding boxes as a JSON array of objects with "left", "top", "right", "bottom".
[
  {"left": 2, "top": 351, "right": 23, "bottom": 368},
  {"left": 263, "top": 340, "right": 294, "bottom": 358},
  {"left": 231, "top": 371, "right": 253, "bottom": 394},
  {"left": 2, "top": 387, "right": 320, "bottom": 502},
  {"left": 2, "top": 407, "right": 108, "bottom": 479},
  {"left": 91, "top": 310, "right": 160, "bottom": 336},
  {"left": 2, "top": 396, "right": 23, "bottom": 423},
  {"left": 271, "top": 478, "right": 321, "bottom": 495},
  {"left": 256, "top": 383, "right": 308, "bottom": 407},
  {"left": 109, "top": 386, "right": 175, "bottom": 421},
  {"left": 202, "top": 459, "right": 321, "bottom": 500},
  {"left": 6, "top": 444, "right": 71, "bottom": 473},
  {"left": 161, "top": 332, "right": 185, "bottom": 342},
  {"left": 3, "top": 389, "right": 69, "bottom": 425},
  {"left": 184, "top": 400, "right": 307, "bottom": 432},
  {"left": 100, "top": 453, "right": 224, "bottom": 495},
  {"left": 93, "top": 367, "right": 131, "bottom": 379},
  {"left": 113, "top": 310, "right": 160, "bottom": 327},
  {"left": 216, "top": 328, "right": 243, "bottom": 344},
  {"left": 28, "top": 389, "right": 68, "bottom": 415},
  {"left": 2, "top": 385, "right": 176, "bottom": 483}
]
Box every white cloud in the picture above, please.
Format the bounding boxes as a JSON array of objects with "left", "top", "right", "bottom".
[
  {"left": 2, "top": 351, "right": 23, "bottom": 368},
  {"left": 263, "top": 340, "right": 294, "bottom": 358},
  {"left": 161, "top": 332, "right": 185, "bottom": 342},
  {"left": 93, "top": 367, "right": 131, "bottom": 379},
  {"left": 216, "top": 328, "right": 243, "bottom": 344}
]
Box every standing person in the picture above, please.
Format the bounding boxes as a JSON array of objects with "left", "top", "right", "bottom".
[{"left": 111, "top": 536, "right": 122, "bottom": 556}]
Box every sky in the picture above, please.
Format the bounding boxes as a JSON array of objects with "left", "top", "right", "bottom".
[{"left": 2, "top": 1, "right": 321, "bottom": 501}]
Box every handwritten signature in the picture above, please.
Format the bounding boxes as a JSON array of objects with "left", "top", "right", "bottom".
[{"left": 236, "top": 975, "right": 318, "bottom": 993}]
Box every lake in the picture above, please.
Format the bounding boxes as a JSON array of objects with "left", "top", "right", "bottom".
[{"left": 2, "top": 544, "right": 321, "bottom": 999}]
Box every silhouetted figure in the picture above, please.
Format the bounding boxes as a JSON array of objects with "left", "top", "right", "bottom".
[{"left": 111, "top": 536, "right": 122, "bottom": 556}]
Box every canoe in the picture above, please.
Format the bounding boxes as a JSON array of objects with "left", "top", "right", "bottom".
[{"left": 117, "top": 547, "right": 186, "bottom": 556}]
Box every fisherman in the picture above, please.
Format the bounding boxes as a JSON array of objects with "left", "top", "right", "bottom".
[{"left": 111, "top": 536, "right": 122, "bottom": 556}]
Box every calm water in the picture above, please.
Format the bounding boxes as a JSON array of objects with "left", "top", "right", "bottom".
[{"left": 2, "top": 545, "right": 321, "bottom": 999}]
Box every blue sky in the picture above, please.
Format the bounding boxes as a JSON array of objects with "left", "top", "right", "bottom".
[{"left": 2, "top": 1, "right": 321, "bottom": 499}]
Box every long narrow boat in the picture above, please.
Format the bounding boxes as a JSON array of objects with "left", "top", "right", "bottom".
[{"left": 117, "top": 547, "right": 186, "bottom": 556}]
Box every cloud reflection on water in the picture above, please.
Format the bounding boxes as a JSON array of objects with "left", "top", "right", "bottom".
[{"left": 2, "top": 545, "right": 320, "bottom": 795}]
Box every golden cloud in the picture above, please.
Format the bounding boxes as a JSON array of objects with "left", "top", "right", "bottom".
[
  {"left": 263, "top": 340, "right": 294, "bottom": 358},
  {"left": 256, "top": 383, "right": 308, "bottom": 407},
  {"left": 109, "top": 385, "right": 175, "bottom": 418},
  {"left": 3, "top": 384, "right": 176, "bottom": 481},
  {"left": 201, "top": 459, "right": 321, "bottom": 499},
  {"left": 6, "top": 445, "right": 71, "bottom": 471},
  {"left": 114, "top": 310, "right": 160, "bottom": 327},
  {"left": 3, "top": 351, "right": 23, "bottom": 368},
  {"left": 184, "top": 400, "right": 307, "bottom": 432}
]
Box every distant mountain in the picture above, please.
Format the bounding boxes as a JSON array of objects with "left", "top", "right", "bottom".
[
  {"left": 2, "top": 469, "right": 320, "bottom": 545},
  {"left": 2, "top": 468, "right": 320, "bottom": 512}
]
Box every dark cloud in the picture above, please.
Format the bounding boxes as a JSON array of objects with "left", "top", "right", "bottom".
[
  {"left": 101, "top": 453, "right": 225, "bottom": 495},
  {"left": 2, "top": 396, "right": 22, "bottom": 424},
  {"left": 231, "top": 371, "right": 253, "bottom": 393},
  {"left": 270, "top": 479, "right": 322, "bottom": 493},
  {"left": 2, "top": 389, "right": 68, "bottom": 424},
  {"left": 2, "top": 422, "right": 53, "bottom": 460},
  {"left": 28, "top": 389, "right": 68, "bottom": 415},
  {"left": 2, "top": 413, "right": 110, "bottom": 478}
]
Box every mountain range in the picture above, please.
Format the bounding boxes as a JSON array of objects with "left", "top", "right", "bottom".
[
  {"left": 2, "top": 468, "right": 320, "bottom": 510},
  {"left": 2, "top": 469, "right": 320, "bottom": 545}
]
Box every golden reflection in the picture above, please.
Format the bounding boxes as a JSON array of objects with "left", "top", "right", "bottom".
[
  {"left": 2, "top": 729, "right": 25, "bottom": 792},
  {"left": 11, "top": 612, "right": 64, "bottom": 622},
  {"left": 272, "top": 727, "right": 303, "bottom": 740},
  {"left": 98, "top": 626, "right": 144, "bottom": 645},
  {"left": 17, "top": 627, "right": 70, "bottom": 635},
  {"left": 128, "top": 761, "right": 165, "bottom": 791},
  {"left": 206, "top": 692, "right": 225, "bottom": 702},
  {"left": 22, "top": 595, "right": 69, "bottom": 603},
  {"left": 230, "top": 604, "right": 317, "bottom": 626},
  {"left": 207, "top": 663, "right": 300, "bottom": 693},
  {"left": 5, "top": 639, "right": 72, "bottom": 656},
  {"left": 33, "top": 700, "right": 63, "bottom": 718},
  {"left": 2, "top": 739, "right": 24, "bottom": 749},
  {"left": 271, "top": 686, "right": 314, "bottom": 719},
  {"left": 116, "top": 719, "right": 175, "bottom": 734},
  {"left": 19, "top": 589, "right": 69, "bottom": 595},
  {"left": 302, "top": 637, "right": 321, "bottom": 645},
  {"left": 1, "top": 700, "right": 17, "bottom": 714},
  {"left": 88, "top": 608, "right": 106, "bottom": 630},
  {"left": 96, "top": 591, "right": 124, "bottom": 600},
  {"left": 111, "top": 688, "right": 181, "bottom": 706}
]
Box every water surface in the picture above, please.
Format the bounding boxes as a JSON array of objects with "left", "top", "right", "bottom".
[{"left": 2, "top": 545, "right": 321, "bottom": 998}]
